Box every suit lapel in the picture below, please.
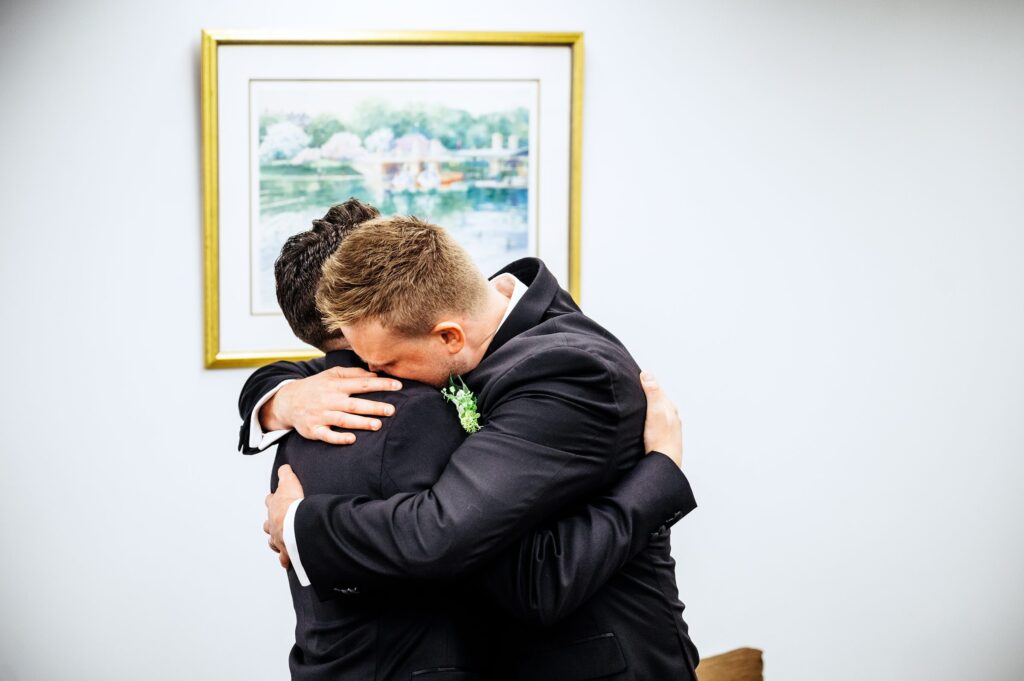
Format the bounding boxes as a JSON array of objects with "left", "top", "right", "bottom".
[{"left": 483, "top": 258, "right": 566, "bottom": 360}]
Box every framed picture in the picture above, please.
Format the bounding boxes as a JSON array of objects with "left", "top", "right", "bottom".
[{"left": 201, "top": 30, "right": 584, "bottom": 368}]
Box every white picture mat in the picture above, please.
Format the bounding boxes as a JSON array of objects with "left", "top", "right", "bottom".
[{"left": 217, "top": 44, "right": 572, "bottom": 355}]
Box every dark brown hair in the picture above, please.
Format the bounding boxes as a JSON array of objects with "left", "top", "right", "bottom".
[{"left": 274, "top": 198, "right": 380, "bottom": 350}]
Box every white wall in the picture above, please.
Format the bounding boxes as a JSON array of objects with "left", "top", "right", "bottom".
[{"left": 1, "top": 1, "right": 1022, "bottom": 679}]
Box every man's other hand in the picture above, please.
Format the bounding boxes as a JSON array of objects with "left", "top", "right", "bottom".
[
  {"left": 265, "top": 464, "right": 305, "bottom": 569},
  {"left": 261, "top": 366, "right": 403, "bottom": 445},
  {"left": 640, "top": 371, "right": 684, "bottom": 468}
]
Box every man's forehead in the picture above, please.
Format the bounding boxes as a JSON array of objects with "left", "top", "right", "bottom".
[
  {"left": 343, "top": 321, "right": 406, "bottom": 363},
  {"left": 351, "top": 346, "right": 394, "bottom": 367}
]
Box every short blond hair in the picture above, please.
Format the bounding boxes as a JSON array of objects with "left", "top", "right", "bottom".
[{"left": 316, "top": 215, "right": 490, "bottom": 336}]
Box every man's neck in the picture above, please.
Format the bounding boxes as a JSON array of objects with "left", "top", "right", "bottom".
[
  {"left": 491, "top": 272, "right": 517, "bottom": 299},
  {"left": 321, "top": 337, "right": 353, "bottom": 352},
  {"left": 464, "top": 276, "right": 518, "bottom": 366}
]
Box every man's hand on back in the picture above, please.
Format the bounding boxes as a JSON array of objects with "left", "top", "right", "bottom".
[
  {"left": 265, "top": 464, "right": 305, "bottom": 569},
  {"left": 260, "top": 366, "right": 403, "bottom": 445},
  {"left": 640, "top": 371, "right": 684, "bottom": 468}
]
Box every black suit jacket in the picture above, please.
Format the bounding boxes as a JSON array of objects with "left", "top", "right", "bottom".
[
  {"left": 253, "top": 353, "right": 696, "bottom": 681},
  {"left": 271, "top": 352, "right": 490, "bottom": 680},
  {"left": 240, "top": 258, "right": 699, "bottom": 680}
]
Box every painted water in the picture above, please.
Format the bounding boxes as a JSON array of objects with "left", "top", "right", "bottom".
[{"left": 253, "top": 175, "right": 529, "bottom": 314}]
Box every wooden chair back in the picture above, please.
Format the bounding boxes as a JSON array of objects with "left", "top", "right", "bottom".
[{"left": 696, "top": 647, "right": 764, "bottom": 681}]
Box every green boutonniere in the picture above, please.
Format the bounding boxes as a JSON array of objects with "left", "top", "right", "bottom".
[{"left": 441, "top": 376, "right": 481, "bottom": 433}]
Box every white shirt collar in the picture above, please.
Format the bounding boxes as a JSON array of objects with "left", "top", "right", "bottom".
[{"left": 495, "top": 274, "right": 528, "bottom": 334}]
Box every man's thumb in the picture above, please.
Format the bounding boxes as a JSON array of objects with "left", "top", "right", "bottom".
[{"left": 640, "top": 371, "right": 659, "bottom": 390}]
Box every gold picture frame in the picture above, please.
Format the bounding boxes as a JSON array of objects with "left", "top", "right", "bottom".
[{"left": 201, "top": 30, "right": 584, "bottom": 368}]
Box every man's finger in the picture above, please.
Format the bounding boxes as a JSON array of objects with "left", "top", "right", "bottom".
[
  {"left": 329, "top": 366, "right": 377, "bottom": 379},
  {"left": 640, "top": 370, "right": 660, "bottom": 392},
  {"left": 268, "top": 537, "right": 280, "bottom": 553},
  {"left": 323, "top": 411, "right": 386, "bottom": 433},
  {"left": 335, "top": 377, "right": 402, "bottom": 396},
  {"left": 312, "top": 424, "right": 358, "bottom": 446},
  {"left": 265, "top": 493, "right": 272, "bottom": 508},
  {"left": 280, "top": 551, "right": 291, "bottom": 570},
  {"left": 263, "top": 520, "right": 270, "bottom": 535},
  {"left": 342, "top": 397, "right": 396, "bottom": 418}
]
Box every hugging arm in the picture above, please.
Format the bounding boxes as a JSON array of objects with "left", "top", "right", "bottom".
[
  {"left": 243, "top": 352, "right": 696, "bottom": 624},
  {"left": 369, "top": 386, "right": 695, "bottom": 625},
  {"left": 238, "top": 357, "right": 400, "bottom": 453},
  {"left": 292, "top": 347, "right": 692, "bottom": 591},
  {"left": 238, "top": 358, "right": 325, "bottom": 454},
  {"left": 472, "top": 451, "right": 694, "bottom": 625}
]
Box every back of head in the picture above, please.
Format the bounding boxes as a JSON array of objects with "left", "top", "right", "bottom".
[
  {"left": 316, "top": 215, "right": 489, "bottom": 336},
  {"left": 275, "top": 198, "right": 380, "bottom": 350}
]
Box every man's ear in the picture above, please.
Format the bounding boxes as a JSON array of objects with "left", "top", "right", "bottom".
[{"left": 431, "top": 321, "right": 465, "bottom": 355}]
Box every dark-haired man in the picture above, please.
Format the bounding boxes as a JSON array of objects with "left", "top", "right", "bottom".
[
  {"left": 275, "top": 200, "right": 381, "bottom": 351},
  {"left": 249, "top": 200, "right": 697, "bottom": 680}
]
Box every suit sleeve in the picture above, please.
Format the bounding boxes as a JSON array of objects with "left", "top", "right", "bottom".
[
  {"left": 294, "top": 344, "right": 649, "bottom": 585},
  {"left": 378, "top": 394, "right": 697, "bottom": 624},
  {"left": 472, "top": 452, "right": 696, "bottom": 625},
  {"left": 237, "top": 357, "right": 326, "bottom": 454}
]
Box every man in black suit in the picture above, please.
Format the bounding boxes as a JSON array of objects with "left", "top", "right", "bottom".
[
  {"left": 252, "top": 213, "right": 700, "bottom": 679},
  {"left": 254, "top": 201, "right": 697, "bottom": 679}
]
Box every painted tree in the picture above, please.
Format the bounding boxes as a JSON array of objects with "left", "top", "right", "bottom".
[{"left": 259, "top": 122, "right": 310, "bottom": 163}]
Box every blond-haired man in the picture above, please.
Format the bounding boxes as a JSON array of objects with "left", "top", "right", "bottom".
[{"left": 250, "top": 216, "right": 699, "bottom": 680}]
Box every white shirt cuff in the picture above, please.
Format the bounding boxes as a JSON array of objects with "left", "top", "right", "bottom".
[
  {"left": 283, "top": 498, "right": 310, "bottom": 587},
  {"left": 249, "top": 380, "right": 295, "bottom": 450}
]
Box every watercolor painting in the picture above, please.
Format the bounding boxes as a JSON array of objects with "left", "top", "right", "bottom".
[{"left": 250, "top": 80, "right": 537, "bottom": 315}]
